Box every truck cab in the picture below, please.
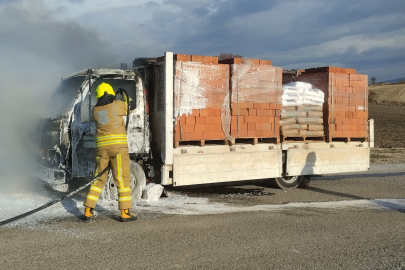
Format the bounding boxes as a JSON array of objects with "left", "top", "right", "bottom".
[{"left": 37, "top": 69, "right": 150, "bottom": 192}]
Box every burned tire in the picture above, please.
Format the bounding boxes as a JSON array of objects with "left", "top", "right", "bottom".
[
  {"left": 274, "top": 175, "right": 304, "bottom": 189},
  {"left": 99, "top": 161, "right": 146, "bottom": 201}
]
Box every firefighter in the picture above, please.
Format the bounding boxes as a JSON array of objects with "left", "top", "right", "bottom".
[{"left": 83, "top": 82, "right": 137, "bottom": 222}]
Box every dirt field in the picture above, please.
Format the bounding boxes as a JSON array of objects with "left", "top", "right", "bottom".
[
  {"left": 368, "top": 102, "right": 405, "bottom": 163},
  {"left": 369, "top": 104, "right": 405, "bottom": 148},
  {"left": 369, "top": 82, "right": 405, "bottom": 105}
]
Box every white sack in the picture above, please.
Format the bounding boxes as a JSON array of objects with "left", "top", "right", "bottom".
[{"left": 142, "top": 183, "right": 166, "bottom": 201}]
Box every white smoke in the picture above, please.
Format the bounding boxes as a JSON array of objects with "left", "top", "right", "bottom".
[{"left": 0, "top": 0, "right": 117, "bottom": 192}]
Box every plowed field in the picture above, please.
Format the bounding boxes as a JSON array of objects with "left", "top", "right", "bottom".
[{"left": 369, "top": 104, "right": 405, "bottom": 148}]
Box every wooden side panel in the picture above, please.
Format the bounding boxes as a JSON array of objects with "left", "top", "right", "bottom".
[
  {"left": 173, "top": 150, "right": 282, "bottom": 186},
  {"left": 286, "top": 147, "right": 370, "bottom": 176}
]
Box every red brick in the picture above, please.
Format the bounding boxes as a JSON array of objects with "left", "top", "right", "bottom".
[
  {"left": 348, "top": 119, "right": 357, "bottom": 125},
  {"left": 205, "top": 125, "right": 214, "bottom": 132},
  {"left": 259, "top": 59, "right": 272, "bottom": 65},
  {"left": 174, "top": 54, "right": 191, "bottom": 62},
  {"left": 194, "top": 132, "right": 204, "bottom": 140},
  {"left": 263, "top": 123, "right": 272, "bottom": 130},
  {"left": 233, "top": 108, "right": 249, "bottom": 116},
  {"left": 183, "top": 133, "right": 194, "bottom": 141},
  {"left": 213, "top": 131, "right": 225, "bottom": 139},
  {"left": 200, "top": 109, "right": 209, "bottom": 117},
  {"left": 247, "top": 130, "right": 256, "bottom": 137},
  {"left": 178, "top": 115, "right": 186, "bottom": 125},
  {"left": 191, "top": 109, "right": 200, "bottom": 117},
  {"left": 213, "top": 125, "right": 223, "bottom": 132},
  {"left": 239, "top": 123, "right": 248, "bottom": 131},
  {"left": 238, "top": 130, "right": 248, "bottom": 137},
  {"left": 248, "top": 123, "right": 256, "bottom": 131},
  {"left": 256, "top": 109, "right": 267, "bottom": 116},
  {"left": 206, "top": 117, "right": 221, "bottom": 125},
  {"left": 256, "top": 130, "right": 265, "bottom": 137},
  {"left": 254, "top": 103, "right": 270, "bottom": 109},
  {"left": 245, "top": 116, "right": 259, "bottom": 123},
  {"left": 208, "top": 108, "right": 221, "bottom": 117},
  {"left": 204, "top": 132, "right": 214, "bottom": 140},
  {"left": 238, "top": 102, "right": 248, "bottom": 109},
  {"left": 196, "top": 117, "right": 206, "bottom": 125},
  {"left": 185, "top": 116, "right": 196, "bottom": 125},
  {"left": 256, "top": 123, "right": 264, "bottom": 131},
  {"left": 248, "top": 109, "right": 257, "bottom": 116},
  {"left": 185, "top": 124, "right": 195, "bottom": 133},
  {"left": 231, "top": 116, "right": 245, "bottom": 124},
  {"left": 195, "top": 124, "right": 205, "bottom": 133},
  {"left": 259, "top": 116, "right": 269, "bottom": 123}
]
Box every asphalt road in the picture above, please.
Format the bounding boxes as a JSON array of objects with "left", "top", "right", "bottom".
[{"left": 1, "top": 163, "right": 405, "bottom": 270}]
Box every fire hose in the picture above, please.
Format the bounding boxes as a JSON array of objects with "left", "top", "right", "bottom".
[{"left": 0, "top": 88, "right": 131, "bottom": 227}]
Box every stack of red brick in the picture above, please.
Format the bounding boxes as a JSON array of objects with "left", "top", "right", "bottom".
[
  {"left": 230, "top": 102, "right": 282, "bottom": 138},
  {"left": 174, "top": 54, "right": 229, "bottom": 142},
  {"left": 219, "top": 58, "right": 282, "bottom": 139},
  {"left": 174, "top": 55, "right": 281, "bottom": 144},
  {"left": 175, "top": 108, "right": 226, "bottom": 141},
  {"left": 297, "top": 67, "right": 368, "bottom": 140}
]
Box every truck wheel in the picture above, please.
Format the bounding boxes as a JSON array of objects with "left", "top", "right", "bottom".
[
  {"left": 274, "top": 175, "right": 304, "bottom": 189},
  {"left": 99, "top": 161, "right": 146, "bottom": 201}
]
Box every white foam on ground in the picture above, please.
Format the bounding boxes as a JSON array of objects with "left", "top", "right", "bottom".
[{"left": 1, "top": 191, "right": 405, "bottom": 227}]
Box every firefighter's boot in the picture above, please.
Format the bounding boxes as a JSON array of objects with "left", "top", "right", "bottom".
[
  {"left": 83, "top": 207, "right": 95, "bottom": 221},
  {"left": 120, "top": 209, "right": 137, "bottom": 222}
]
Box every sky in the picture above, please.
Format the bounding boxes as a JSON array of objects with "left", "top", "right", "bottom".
[{"left": 0, "top": 0, "right": 404, "bottom": 81}]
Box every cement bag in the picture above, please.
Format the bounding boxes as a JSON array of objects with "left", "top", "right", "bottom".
[
  {"left": 281, "top": 110, "right": 306, "bottom": 119},
  {"left": 282, "top": 106, "right": 297, "bottom": 111},
  {"left": 282, "top": 87, "right": 304, "bottom": 95},
  {"left": 282, "top": 99, "right": 302, "bottom": 107},
  {"left": 281, "top": 94, "right": 302, "bottom": 101},
  {"left": 280, "top": 124, "right": 307, "bottom": 131},
  {"left": 300, "top": 130, "right": 324, "bottom": 136},
  {"left": 279, "top": 118, "right": 297, "bottom": 126},
  {"left": 302, "top": 100, "right": 323, "bottom": 107},
  {"left": 297, "top": 118, "right": 323, "bottom": 124},
  {"left": 284, "top": 81, "right": 312, "bottom": 90},
  {"left": 299, "top": 105, "right": 323, "bottom": 112},
  {"left": 307, "top": 111, "right": 323, "bottom": 118},
  {"left": 303, "top": 88, "right": 324, "bottom": 99},
  {"left": 303, "top": 96, "right": 324, "bottom": 104},
  {"left": 142, "top": 183, "right": 166, "bottom": 201},
  {"left": 307, "top": 124, "right": 324, "bottom": 131},
  {"left": 282, "top": 129, "right": 300, "bottom": 136}
]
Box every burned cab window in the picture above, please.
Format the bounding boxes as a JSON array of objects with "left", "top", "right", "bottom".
[
  {"left": 90, "top": 79, "right": 136, "bottom": 108},
  {"left": 48, "top": 76, "right": 86, "bottom": 117}
]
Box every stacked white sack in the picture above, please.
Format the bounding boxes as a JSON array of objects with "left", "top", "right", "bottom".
[{"left": 280, "top": 82, "right": 325, "bottom": 137}]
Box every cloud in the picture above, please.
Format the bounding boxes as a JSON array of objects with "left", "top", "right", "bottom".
[
  {"left": 33, "top": 0, "right": 405, "bottom": 80},
  {"left": 67, "top": 0, "right": 84, "bottom": 3}
]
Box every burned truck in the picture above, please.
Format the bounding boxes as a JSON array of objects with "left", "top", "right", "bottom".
[
  {"left": 37, "top": 69, "right": 150, "bottom": 198},
  {"left": 37, "top": 52, "right": 373, "bottom": 197}
]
